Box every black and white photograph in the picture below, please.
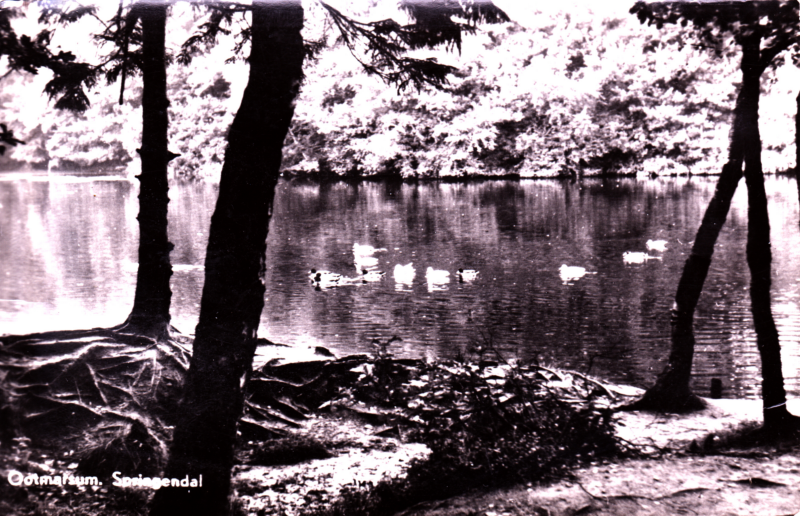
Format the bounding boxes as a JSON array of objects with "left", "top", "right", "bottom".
[{"left": 2, "top": 0, "right": 800, "bottom": 514}]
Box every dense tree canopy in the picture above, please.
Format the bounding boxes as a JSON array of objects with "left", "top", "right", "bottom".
[{"left": 8, "top": 3, "right": 800, "bottom": 179}]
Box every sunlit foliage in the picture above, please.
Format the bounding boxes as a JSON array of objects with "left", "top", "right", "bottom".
[{"left": 3, "top": 3, "right": 800, "bottom": 178}]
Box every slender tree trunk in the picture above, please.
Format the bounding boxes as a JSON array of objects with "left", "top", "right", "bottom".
[
  {"left": 120, "top": 1, "right": 174, "bottom": 341},
  {"left": 149, "top": 3, "right": 304, "bottom": 515},
  {"left": 744, "top": 122, "right": 794, "bottom": 431},
  {"left": 742, "top": 48, "right": 796, "bottom": 432},
  {"left": 795, "top": 90, "right": 800, "bottom": 211},
  {"left": 627, "top": 35, "right": 762, "bottom": 413}
]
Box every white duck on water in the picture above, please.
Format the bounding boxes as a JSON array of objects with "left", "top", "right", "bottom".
[
  {"left": 353, "top": 243, "right": 387, "bottom": 271},
  {"left": 646, "top": 239, "right": 668, "bottom": 252},
  {"left": 426, "top": 267, "right": 450, "bottom": 292},
  {"left": 559, "top": 264, "right": 595, "bottom": 284},
  {"left": 456, "top": 268, "right": 479, "bottom": 282},
  {"left": 426, "top": 267, "right": 450, "bottom": 283},
  {"left": 622, "top": 252, "right": 662, "bottom": 265},
  {"left": 394, "top": 263, "right": 416, "bottom": 286}
]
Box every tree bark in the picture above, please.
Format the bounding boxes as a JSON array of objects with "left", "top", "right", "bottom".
[
  {"left": 149, "top": 3, "right": 304, "bottom": 515},
  {"left": 745, "top": 117, "right": 794, "bottom": 431},
  {"left": 120, "top": 1, "right": 174, "bottom": 341},
  {"left": 741, "top": 43, "right": 796, "bottom": 431},
  {"left": 626, "top": 35, "right": 763, "bottom": 413},
  {"left": 795, "top": 90, "right": 800, "bottom": 213}
]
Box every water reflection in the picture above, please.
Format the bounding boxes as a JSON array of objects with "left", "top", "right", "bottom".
[{"left": 2, "top": 173, "right": 800, "bottom": 400}]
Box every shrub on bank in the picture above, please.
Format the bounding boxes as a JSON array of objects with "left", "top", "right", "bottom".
[{"left": 304, "top": 342, "right": 623, "bottom": 516}]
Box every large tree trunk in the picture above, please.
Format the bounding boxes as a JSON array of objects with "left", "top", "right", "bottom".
[
  {"left": 119, "top": 1, "right": 174, "bottom": 341},
  {"left": 627, "top": 35, "right": 762, "bottom": 413},
  {"left": 149, "top": 3, "right": 304, "bottom": 515}
]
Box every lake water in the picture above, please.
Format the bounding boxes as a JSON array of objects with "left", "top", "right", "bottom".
[{"left": 2, "top": 172, "right": 800, "bottom": 400}]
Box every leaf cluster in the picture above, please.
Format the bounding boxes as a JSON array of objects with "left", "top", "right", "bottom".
[
  {"left": 321, "top": 0, "right": 508, "bottom": 91},
  {"left": 3, "top": 1, "right": 177, "bottom": 112},
  {"left": 0, "top": 5, "right": 97, "bottom": 112},
  {"left": 37, "top": 1, "right": 97, "bottom": 26},
  {"left": 400, "top": 0, "right": 510, "bottom": 50},
  {"left": 176, "top": 2, "right": 242, "bottom": 65},
  {"left": 95, "top": 3, "right": 145, "bottom": 88},
  {"left": 405, "top": 360, "right": 619, "bottom": 485},
  {"left": 631, "top": 1, "right": 800, "bottom": 72},
  {"left": 343, "top": 339, "right": 621, "bottom": 475},
  {"left": 0, "top": 122, "right": 24, "bottom": 156},
  {"left": 277, "top": 10, "right": 754, "bottom": 180}
]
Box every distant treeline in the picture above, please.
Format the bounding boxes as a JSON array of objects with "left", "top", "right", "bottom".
[{"left": 2, "top": 5, "right": 798, "bottom": 179}]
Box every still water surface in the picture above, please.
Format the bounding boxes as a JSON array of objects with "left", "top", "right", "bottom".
[{"left": 2, "top": 173, "right": 800, "bottom": 399}]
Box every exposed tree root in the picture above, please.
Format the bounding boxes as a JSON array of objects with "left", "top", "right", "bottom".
[
  {"left": 0, "top": 328, "right": 321, "bottom": 454},
  {"left": 620, "top": 387, "right": 707, "bottom": 414}
]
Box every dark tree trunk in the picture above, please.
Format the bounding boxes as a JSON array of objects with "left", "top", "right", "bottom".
[
  {"left": 120, "top": 1, "right": 174, "bottom": 341},
  {"left": 627, "top": 35, "right": 763, "bottom": 413},
  {"left": 744, "top": 115, "right": 795, "bottom": 431},
  {"left": 796, "top": 90, "right": 800, "bottom": 211},
  {"left": 741, "top": 46, "right": 796, "bottom": 432},
  {"left": 149, "top": 3, "right": 304, "bottom": 515}
]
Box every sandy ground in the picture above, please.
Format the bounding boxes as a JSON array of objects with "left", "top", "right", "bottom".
[
  {"left": 233, "top": 395, "right": 800, "bottom": 516},
  {"left": 233, "top": 415, "right": 431, "bottom": 514},
  {"left": 415, "top": 398, "right": 800, "bottom": 516}
]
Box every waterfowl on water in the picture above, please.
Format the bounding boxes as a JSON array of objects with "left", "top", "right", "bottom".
[
  {"left": 426, "top": 267, "right": 450, "bottom": 281},
  {"left": 309, "top": 269, "right": 343, "bottom": 285},
  {"left": 646, "top": 239, "right": 668, "bottom": 252},
  {"left": 361, "top": 269, "right": 386, "bottom": 282},
  {"left": 394, "top": 263, "right": 416, "bottom": 285},
  {"left": 426, "top": 267, "right": 450, "bottom": 292},
  {"left": 353, "top": 243, "right": 388, "bottom": 257},
  {"left": 559, "top": 264, "right": 594, "bottom": 284},
  {"left": 353, "top": 243, "right": 387, "bottom": 272},
  {"left": 456, "top": 268, "right": 479, "bottom": 282},
  {"left": 622, "top": 252, "right": 662, "bottom": 265},
  {"left": 355, "top": 254, "right": 380, "bottom": 270}
]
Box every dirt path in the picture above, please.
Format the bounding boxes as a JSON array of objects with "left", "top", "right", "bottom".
[
  {"left": 393, "top": 398, "right": 800, "bottom": 516},
  {"left": 396, "top": 452, "right": 800, "bottom": 516},
  {"left": 3, "top": 337, "right": 799, "bottom": 516},
  {"left": 232, "top": 397, "right": 800, "bottom": 516}
]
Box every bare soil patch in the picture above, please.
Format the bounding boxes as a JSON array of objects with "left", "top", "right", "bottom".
[{"left": 2, "top": 330, "right": 799, "bottom": 516}]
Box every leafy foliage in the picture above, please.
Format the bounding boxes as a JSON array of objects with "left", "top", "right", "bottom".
[
  {"left": 0, "top": 122, "right": 24, "bottom": 156},
  {"left": 281, "top": 8, "right": 750, "bottom": 179},
  {"left": 631, "top": 0, "right": 800, "bottom": 73},
  {"left": 175, "top": 2, "right": 241, "bottom": 66},
  {"left": 37, "top": 2, "right": 97, "bottom": 26},
  {"left": 5, "top": 4, "right": 800, "bottom": 177},
  {"left": 304, "top": 341, "right": 623, "bottom": 516},
  {"left": 320, "top": 0, "right": 507, "bottom": 91},
  {"left": 0, "top": 5, "right": 98, "bottom": 112}
]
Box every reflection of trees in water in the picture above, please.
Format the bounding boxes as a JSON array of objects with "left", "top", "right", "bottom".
[
  {"left": 258, "top": 179, "right": 793, "bottom": 395},
  {"left": 5, "top": 176, "right": 800, "bottom": 399},
  {"left": 479, "top": 182, "right": 522, "bottom": 233}
]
